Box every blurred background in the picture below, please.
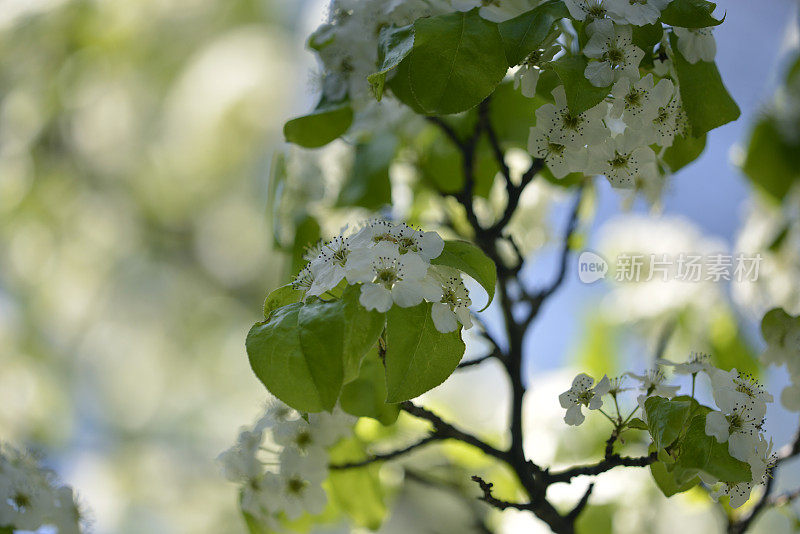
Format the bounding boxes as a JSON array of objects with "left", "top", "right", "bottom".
[{"left": 0, "top": 0, "right": 798, "bottom": 533}]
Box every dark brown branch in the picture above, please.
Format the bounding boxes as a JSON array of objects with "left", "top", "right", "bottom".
[
  {"left": 330, "top": 434, "right": 440, "bottom": 470},
  {"left": 566, "top": 483, "right": 595, "bottom": 520},
  {"left": 400, "top": 401, "right": 510, "bottom": 463},
  {"left": 457, "top": 349, "right": 503, "bottom": 369},
  {"left": 471, "top": 475, "right": 533, "bottom": 511},
  {"left": 545, "top": 452, "right": 658, "bottom": 484}
]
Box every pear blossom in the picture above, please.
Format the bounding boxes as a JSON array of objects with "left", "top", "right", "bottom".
[
  {"left": 527, "top": 126, "right": 587, "bottom": 178},
  {"left": 265, "top": 449, "right": 328, "bottom": 520},
  {"left": 673, "top": 27, "right": 716, "bottom": 64},
  {"left": 705, "top": 402, "right": 763, "bottom": 462},
  {"left": 605, "top": 0, "right": 671, "bottom": 26},
  {"left": 563, "top": 0, "right": 608, "bottom": 21},
  {"left": 0, "top": 444, "right": 86, "bottom": 534},
  {"left": 345, "top": 242, "right": 442, "bottom": 312},
  {"left": 656, "top": 352, "right": 711, "bottom": 375},
  {"left": 625, "top": 367, "right": 680, "bottom": 398},
  {"left": 583, "top": 20, "right": 645, "bottom": 87},
  {"left": 643, "top": 92, "right": 686, "bottom": 147},
  {"left": 610, "top": 74, "right": 674, "bottom": 123},
  {"left": 536, "top": 86, "right": 609, "bottom": 148},
  {"left": 217, "top": 429, "right": 264, "bottom": 482},
  {"left": 273, "top": 411, "right": 353, "bottom": 455},
  {"left": 350, "top": 220, "right": 444, "bottom": 261},
  {"left": 559, "top": 373, "right": 611, "bottom": 426},
  {"left": 306, "top": 235, "right": 356, "bottom": 297},
  {"left": 709, "top": 436, "right": 776, "bottom": 508},
  {"left": 513, "top": 46, "right": 560, "bottom": 97},
  {"left": 709, "top": 368, "right": 773, "bottom": 419},
  {"left": 587, "top": 131, "right": 658, "bottom": 188},
  {"left": 430, "top": 266, "right": 473, "bottom": 333}
]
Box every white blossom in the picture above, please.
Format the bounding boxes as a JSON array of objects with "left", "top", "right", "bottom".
[
  {"left": 536, "top": 85, "right": 609, "bottom": 148},
  {"left": 610, "top": 73, "right": 674, "bottom": 124},
  {"left": 583, "top": 20, "right": 644, "bottom": 87},
  {"left": 265, "top": 449, "right": 328, "bottom": 520},
  {"left": 705, "top": 403, "right": 763, "bottom": 462},
  {"left": 430, "top": 266, "right": 473, "bottom": 333},
  {"left": 625, "top": 368, "right": 680, "bottom": 398},
  {"left": 709, "top": 367, "right": 772, "bottom": 420},
  {"left": 673, "top": 27, "right": 717, "bottom": 64},
  {"left": 345, "top": 242, "right": 442, "bottom": 312},
  {"left": 513, "top": 45, "right": 559, "bottom": 96},
  {"left": 563, "top": 0, "right": 607, "bottom": 21},
  {"left": 559, "top": 373, "right": 611, "bottom": 426},
  {"left": 656, "top": 352, "right": 711, "bottom": 375},
  {"left": 605, "top": 0, "right": 671, "bottom": 26},
  {"left": 587, "top": 131, "right": 658, "bottom": 188}
]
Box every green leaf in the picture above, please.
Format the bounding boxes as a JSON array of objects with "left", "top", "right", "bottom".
[
  {"left": 670, "top": 33, "right": 739, "bottom": 136},
  {"left": 283, "top": 103, "right": 353, "bottom": 148},
  {"left": 631, "top": 23, "right": 664, "bottom": 51},
  {"left": 268, "top": 150, "right": 288, "bottom": 249},
  {"left": 327, "top": 438, "right": 387, "bottom": 529},
  {"left": 384, "top": 303, "right": 466, "bottom": 402},
  {"left": 661, "top": 0, "right": 723, "bottom": 28},
  {"left": 390, "top": 9, "right": 508, "bottom": 115},
  {"left": 488, "top": 80, "right": 539, "bottom": 149},
  {"left": 627, "top": 417, "right": 649, "bottom": 431},
  {"left": 742, "top": 118, "right": 800, "bottom": 201},
  {"left": 340, "top": 347, "right": 400, "bottom": 425},
  {"left": 337, "top": 133, "right": 395, "bottom": 210},
  {"left": 416, "top": 125, "right": 500, "bottom": 198},
  {"left": 339, "top": 286, "right": 386, "bottom": 383},
  {"left": 263, "top": 283, "right": 304, "bottom": 318},
  {"left": 551, "top": 55, "right": 611, "bottom": 115},
  {"left": 662, "top": 133, "right": 706, "bottom": 172},
  {"left": 498, "top": 0, "right": 569, "bottom": 66},
  {"left": 650, "top": 460, "right": 699, "bottom": 497},
  {"left": 644, "top": 396, "right": 695, "bottom": 450},
  {"left": 431, "top": 240, "right": 497, "bottom": 310},
  {"left": 291, "top": 215, "right": 320, "bottom": 275},
  {"left": 762, "top": 308, "right": 795, "bottom": 344},
  {"left": 246, "top": 286, "right": 384, "bottom": 412},
  {"left": 368, "top": 24, "right": 415, "bottom": 101},
  {"left": 676, "top": 414, "right": 752, "bottom": 483}
]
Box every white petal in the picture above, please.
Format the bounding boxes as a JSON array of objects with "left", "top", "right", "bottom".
[
  {"left": 564, "top": 404, "right": 585, "bottom": 426},
  {"left": 431, "top": 302, "right": 458, "bottom": 333},
  {"left": 391, "top": 280, "right": 424, "bottom": 307},
  {"left": 359, "top": 283, "right": 393, "bottom": 312},
  {"left": 704, "top": 411, "right": 730, "bottom": 443}
]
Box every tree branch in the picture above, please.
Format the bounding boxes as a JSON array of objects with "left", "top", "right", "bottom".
[
  {"left": 330, "top": 434, "right": 440, "bottom": 470},
  {"left": 545, "top": 452, "right": 658, "bottom": 484},
  {"left": 471, "top": 475, "right": 534, "bottom": 511},
  {"left": 400, "top": 401, "right": 510, "bottom": 463}
]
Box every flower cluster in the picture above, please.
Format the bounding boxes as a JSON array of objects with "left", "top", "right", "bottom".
[
  {"left": 217, "top": 399, "right": 355, "bottom": 526},
  {"left": 0, "top": 444, "right": 86, "bottom": 533},
  {"left": 560, "top": 352, "right": 779, "bottom": 508},
  {"left": 760, "top": 308, "right": 800, "bottom": 411},
  {"left": 293, "top": 219, "right": 473, "bottom": 333},
  {"left": 521, "top": 1, "right": 718, "bottom": 193}
]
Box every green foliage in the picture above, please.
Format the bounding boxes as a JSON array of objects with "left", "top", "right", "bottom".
[
  {"left": 368, "top": 24, "right": 415, "bottom": 101},
  {"left": 283, "top": 102, "right": 354, "bottom": 148},
  {"left": 291, "top": 215, "right": 321, "bottom": 275},
  {"left": 575, "top": 504, "right": 614, "bottom": 534},
  {"left": 661, "top": 0, "right": 723, "bottom": 28},
  {"left": 673, "top": 413, "right": 751, "bottom": 483},
  {"left": 631, "top": 23, "right": 664, "bottom": 51},
  {"left": 743, "top": 118, "right": 800, "bottom": 201},
  {"left": 650, "top": 460, "right": 699, "bottom": 497},
  {"left": 340, "top": 347, "right": 401, "bottom": 425},
  {"left": 643, "top": 398, "right": 751, "bottom": 495},
  {"left": 327, "top": 438, "right": 388, "bottom": 530},
  {"left": 497, "top": 0, "right": 569, "bottom": 66},
  {"left": 626, "top": 417, "right": 648, "bottom": 431},
  {"left": 337, "top": 134, "right": 395, "bottom": 210},
  {"left": 415, "top": 124, "right": 500, "bottom": 198},
  {"left": 431, "top": 240, "right": 497, "bottom": 310},
  {"left": 662, "top": 133, "right": 707, "bottom": 172},
  {"left": 488, "top": 80, "right": 539, "bottom": 149},
  {"left": 263, "top": 284, "right": 304, "bottom": 318},
  {"left": 644, "top": 396, "right": 696, "bottom": 450},
  {"left": 246, "top": 286, "right": 384, "bottom": 412},
  {"left": 388, "top": 9, "right": 508, "bottom": 115},
  {"left": 670, "top": 33, "right": 739, "bottom": 137},
  {"left": 550, "top": 55, "right": 611, "bottom": 115},
  {"left": 384, "top": 303, "right": 466, "bottom": 402},
  {"left": 707, "top": 310, "right": 759, "bottom": 377}
]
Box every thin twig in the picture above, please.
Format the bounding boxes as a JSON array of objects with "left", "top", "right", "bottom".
[
  {"left": 400, "top": 402, "right": 510, "bottom": 463},
  {"left": 471, "top": 475, "right": 533, "bottom": 511},
  {"left": 457, "top": 349, "right": 503, "bottom": 369},
  {"left": 545, "top": 452, "right": 658, "bottom": 484},
  {"left": 330, "top": 434, "right": 440, "bottom": 470}
]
